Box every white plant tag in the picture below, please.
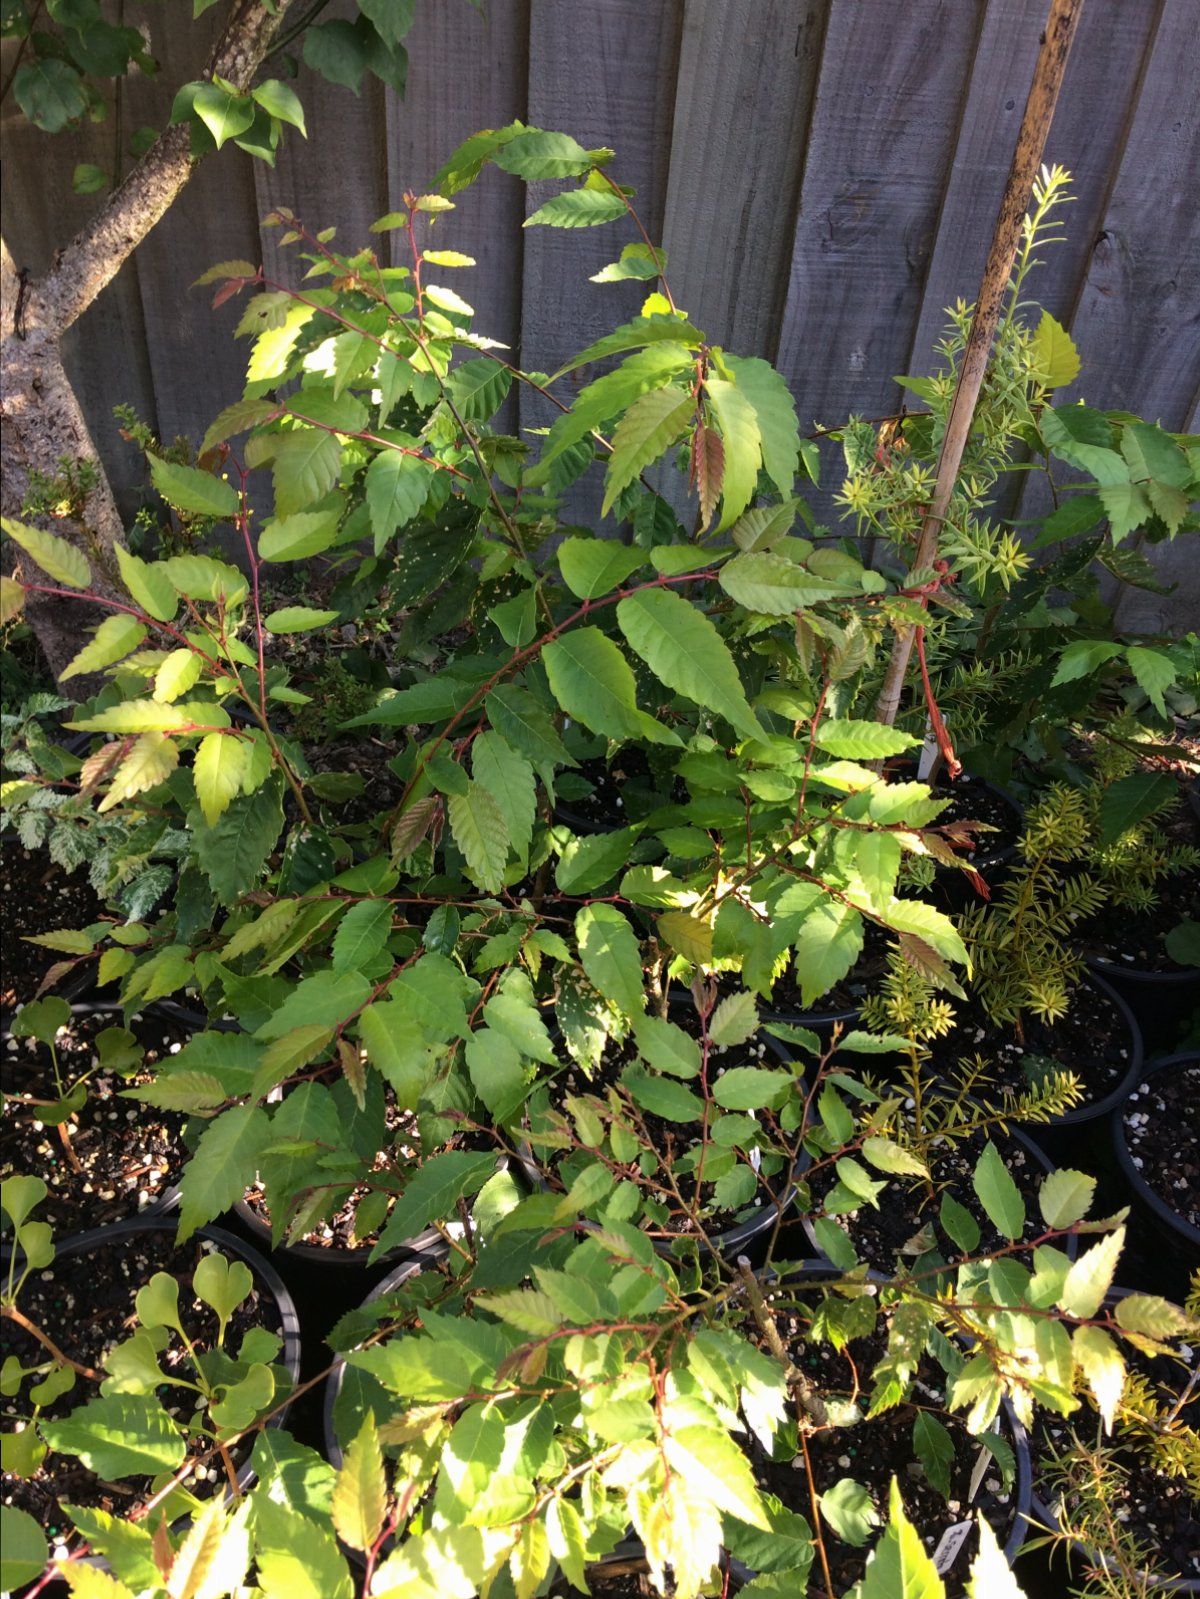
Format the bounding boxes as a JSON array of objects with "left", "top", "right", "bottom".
[
  {"left": 916, "top": 717, "right": 940, "bottom": 780},
  {"left": 968, "top": 1444, "right": 990, "bottom": 1503},
  {"left": 932, "top": 1520, "right": 973, "bottom": 1575}
]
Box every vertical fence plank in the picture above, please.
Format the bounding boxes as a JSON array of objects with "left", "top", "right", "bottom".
[
  {"left": 520, "top": 0, "right": 683, "bottom": 526},
  {"left": 385, "top": 0, "right": 531, "bottom": 366},
  {"left": 773, "top": 0, "right": 984, "bottom": 526},
  {"left": 252, "top": 1, "right": 390, "bottom": 282},
  {"left": 661, "top": 0, "right": 825, "bottom": 361}
]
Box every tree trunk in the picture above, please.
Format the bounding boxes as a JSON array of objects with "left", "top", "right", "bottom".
[{"left": 1, "top": 0, "right": 297, "bottom": 684}]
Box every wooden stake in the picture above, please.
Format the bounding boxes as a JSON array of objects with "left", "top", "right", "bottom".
[{"left": 875, "top": 0, "right": 1086, "bottom": 726}]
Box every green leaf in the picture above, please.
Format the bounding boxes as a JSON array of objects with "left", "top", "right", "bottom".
[
  {"left": 60, "top": 613, "right": 147, "bottom": 680},
  {"left": 370, "top": 1151, "right": 499, "bottom": 1260},
  {"left": 163, "top": 553, "right": 247, "bottom": 605},
  {"left": 576, "top": 903, "right": 644, "bottom": 1016},
  {"left": 718, "top": 551, "right": 842, "bottom": 614},
  {"left": 1050, "top": 639, "right": 1123, "bottom": 686},
  {"left": 1060, "top": 1227, "right": 1125, "bottom": 1319},
  {"left": 862, "top": 1139, "right": 928, "bottom": 1177},
  {"left": 526, "top": 187, "right": 628, "bottom": 227},
  {"left": 913, "top": 1413, "right": 955, "bottom": 1501},
  {"left": 73, "top": 162, "right": 108, "bottom": 195},
  {"left": 188, "top": 81, "right": 254, "bottom": 149},
  {"left": 1097, "top": 771, "right": 1175, "bottom": 847},
  {"left": 710, "top": 990, "right": 759, "bottom": 1048},
  {"left": 602, "top": 385, "right": 694, "bottom": 515},
  {"left": 858, "top": 1481, "right": 944, "bottom": 1599},
  {"left": 556, "top": 826, "right": 643, "bottom": 895},
  {"left": 149, "top": 455, "right": 239, "bottom": 519},
  {"left": 332, "top": 1411, "right": 386, "bottom": 1552},
  {"left": 557, "top": 536, "right": 644, "bottom": 599},
  {"left": 711, "top": 1067, "right": 791, "bottom": 1110},
  {"left": 2, "top": 515, "right": 91, "bottom": 588},
  {"left": 14, "top": 57, "right": 87, "bottom": 131},
  {"left": 444, "top": 358, "right": 511, "bottom": 423},
  {"left": 543, "top": 626, "right": 676, "bottom": 745},
  {"left": 302, "top": 18, "right": 369, "bottom": 93},
  {"left": 257, "top": 970, "right": 372, "bottom": 1040},
  {"left": 0, "top": 1507, "right": 48, "bottom": 1592},
  {"left": 255, "top": 1498, "right": 353, "bottom": 1599},
  {"left": 448, "top": 781, "right": 510, "bottom": 893},
  {"left": 252, "top": 77, "right": 307, "bottom": 134},
  {"left": 814, "top": 719, "right": 919, "bottom": 759},
  {"left": 820, "top": 1476, "right": 880, "bottom": 1547},
  {"left": 634, "top": 1015, "right": 701, "bottom": 1078},
  {"left": 1032, "top": 311, "right": 1081, "bottom": 389},
  {"left": 1030, "top": 495, "right": 1105, "bottom": 549},
  {"left": 41, "top": 1394, "right": 185, "bottom": 1478},
  {"left": 495, "top": 128, "right": 596, "bottom": 181},
  {"left": 662, "top": 1425, "right": 769, "bottom": 1531},
  {"left": 625, "top": 1066, "right": 704, "bottom": 1122},
  {"left": 790, "top": 894, "right": 863, "bottom": 1009},
  {"left": 259, "top": 507, "right": 343, "bottom": 562},
  {"left": 366, "top": 450, "right": 430, "bottom": 551},
  {"left": 705, "top": 377, "right": 761, "bottom": 529},
  {"left": 264, "top": 606, "right": 341, "bottom": 633},
  {"left": 473, "top": 733, "right": 535, "bottom": 865},
  {"left": 486, "top": 685, "right": 573, "bottom": 772},
  {"left": 591, "top": 242, "right": 666, "bottom": 284},
  {"left": 1125, "top": 645, "right": 1175, "bottom": 716},
  {"left": 972, "top": 1142, "right": 1025, "bottom": 1240},
  {"left": 192, "top": 786, "right": 285, "bottom": 905},
  {"left": 617, "top": 586, "right": 764, "bottom": 741},
  {"left": 723, "top": 354, "right": 801, "bottom": 498},
  {"left": 940, "top": 1193, "right": 980, "bottom": 1255},
  {"left": 1099, "top": 479, "right": 1151, "bottom": 541},
  {"left": 1165, "top": 919, "right": 1200, "bottom": 968},
  {"left": 877, "top": 899, "right": 966, "bottom": 968},
  {"left": 657, "top": 909, "right": 713, "bottom": 965},
  {"left": 193, "top": 733, "right": 249, "bottom": 826},
  {"left": 176, "top": 1103, "right": 271, "bottom": 1239},
  {"left": 331, "top": 900, "right": 393, "bottom": 973},
  {"left": 465, "top": 1028, "right": 528, "bottom": 1120},
  {"left": 553, "top": 315, "right": 703, "bottom": 380},
  {"left": 272, "top": 428, "right": 342, "bottom": 516}
]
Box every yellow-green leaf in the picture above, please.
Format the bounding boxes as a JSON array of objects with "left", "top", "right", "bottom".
[
  {"left": 2, "top": 516, "right": 91, "bottom": 589},
  {"left": 61, "top": 613, "right": 148, "bottom": 680},
  {"left": 331, "top": 1411, "right": 386, "bottom": 1553},
  {"left": 154, "top": 648, "right": 203, "bottom": 703},
  {"left": 98, "top": 734, "right": 180, "bottom": 812},
  {"left": 115, "top": 543, "right": 178, "bottom": 621},
  {"left": 1032, "top": 311, "right": 1081, "bottom": 390},
  {"left": 193, "top": 733, "right": 249, "bottom": 825}
]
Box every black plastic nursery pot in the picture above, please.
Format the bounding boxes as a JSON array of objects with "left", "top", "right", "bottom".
[
  {"left": 1, "top": 1215, "right": 302, "bottom": 1573},
  {"left": 321, "top": 1247, "right": 449, "bottom": 1471},
  {"left": 1084, "top": 955, "right": 1200, "bottom": 1056},
  {"left": 0, "top": 1002, "right": 200, "bottom": 1251},
  {"left": 1026, "top": 1285, "right": 1200, "bottom": 1594},
  {"left": 1111, "top": 1053, "right": 1200, "bottom": 1273}
]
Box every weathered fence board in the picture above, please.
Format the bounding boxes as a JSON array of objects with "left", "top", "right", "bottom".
[{"left": 3, "top": 0, "right": 1196, "bottom": 622}]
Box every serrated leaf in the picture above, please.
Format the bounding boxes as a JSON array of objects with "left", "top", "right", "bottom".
[
  {"left": 149, "top": 456, "right": 239, "bottom": 519},
  {"left": 1060, "top": 1227, "right": 1125, "bottom": 1319},
  {"left": 193, "top": 733, "right": 249, "bottom": 825},
  {"left": 576, "top": 903, "right": 643, "bottom": 1016},
  {"left": 709, "top": 990, "right": 759, "bottom": 1048},
  {"left": 153, "top": 649, "right": 203, "bottom": 702},
  {"left": 820, "top": 1476, "right": 880, "bottom": 1547},
  {"left": 723, "top": 355, "right": 801, "bottom": 499},
  {"left": 814, "top": 719, "right": 919, "bottom": 759},
  {"left": 331, "top": 1411, "right": 386, "bottom": 1552},
  {"left": 662, "top": 1426, "right": 769, "bottom": 1531},
  {"left": 1032, "top": 311, "right": 1081, "bottom": 389},
  {"left": 601, "top": 385, "right": 694, "bottom": 515},
  {"left": 448, "top": 781, "right": 509, "bottom": 893},
  {"left": 858, "top": 1481, "right": 942, "bottom": 1599},
  {"left": 3, "top": 516, "right": 91, "bottom": 588},
  {"left": 526, "top": 186, "right": 627, "bottom": 227},
  {"left": 552, "top": 314, "right": 703, "bottom": 380},
  {"left": 258, "top": 507, "right": 343, "bottom": 562},
  {"left": 705, "top": 377, "right": 761, "bottom": 529},
  {"left": 1073, "top": 1324, "right": 1125, "bottom": 1432},
  {"left": 556, "top": 536, "right": 644, "bottom": 599},
  {"left": 365, "top": 450, "right": 430, "bottom": 551},
  {"left": 617, "top": 586, "right": 764, "bottom": 741},
  {"left": 656, "top": 910, "right": 713, "bottom": 965},
  {"left": 719, "top": 551, "right": 841, "bottom": 614},
  {"left": 473, "top": 733, "right": 535, "bottom": 865},
  {"left": 176, "top": 1103, "right": 271, "bottom": 1239},
  {"left": 41, "top": 1395, "right": 186, "bottom": 1478},
  {"left": 98, "top": 734, "right": 180, "bottom": 813},
  {"left": 495, "top": 128, "right": 596, "bottom": 181},
  {"left": 1038, "top": 1168, "right": 1097, "bottom": 1229},
  {"left": 61, "top": 613, "right": 148, "bottom": 680},
  {"left": 331, "top": 899, "right": 392, "bottom": 973},
  {"left": 264, "top": 606, "right": 341, "bottom": 633},
  {"left": 543, "top": 626, "right": 677, "bottom": 745}
]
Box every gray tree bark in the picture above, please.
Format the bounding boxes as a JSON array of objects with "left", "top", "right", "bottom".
[{"left": 1, "top": 0, "right": 297, "bottom": 682}]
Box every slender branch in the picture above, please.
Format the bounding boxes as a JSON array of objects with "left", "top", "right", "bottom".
[
  {"left": 1, "top": 1304, "right": 102, "bottom": 1381},
  {"left": 874, "top": 0, "right": 1085, "bottom": 725}
]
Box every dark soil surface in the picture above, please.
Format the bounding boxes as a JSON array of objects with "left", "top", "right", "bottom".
[
  {"left": 760, "top": 921, "right": 893, "bottom": 1019},
  {"left": 555, "top": 749, "right": 684, "bottom": 832},
  {"left": 1029, "top": 1307, "right": 1199, "bottom": 1585},
  {"left": 928, "top": 775, "right": 1022, "bottom": 866},
  {"left": 1122, "top": 1061, "right": 1200, "bottom": 1230},
  {"left": 929, "top": 986, "right": 1134, "bottom": 1113},
  {"left": 1, "top": 1229, "right": 284, "bottom": 1537},
  {"left": 1080, "top": 866, "right": 1200, "bottom": 974},
  {"left": 1, "top": 1009, "right": 191, "bottom": 1235},
  {"left": 544, "top": 1022, "right": 790, "bottom": 1242},
  {"left": 753, "top": 1293, "right": 1017, "bottom": 1598},
  {"left": 805, "top": 1121, "right": 1050, "bottom": 1272},
  {"left": 0, "top": 839, "right": 101, "bottom": 1013}
]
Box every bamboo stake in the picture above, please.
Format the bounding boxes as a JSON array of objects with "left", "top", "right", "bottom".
[{"left": 875, "top": 0, "right": 1086, "bottom": 726}]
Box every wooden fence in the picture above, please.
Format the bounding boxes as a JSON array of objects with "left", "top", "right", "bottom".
[{"left": 3, "top": 0, "right": 1197, "bottom": 628}]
